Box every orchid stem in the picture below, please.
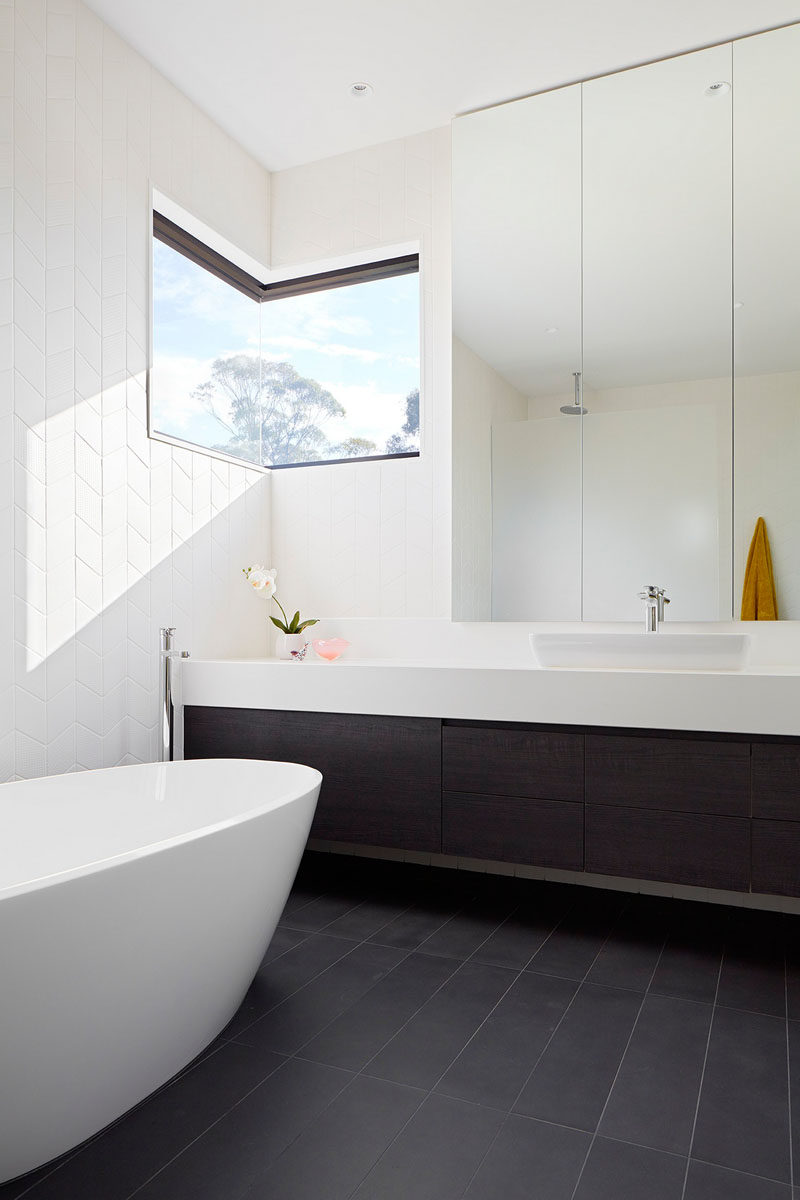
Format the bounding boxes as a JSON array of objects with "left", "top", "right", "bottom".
[{"left": 272, "top": 596, "right": 290, "bottom": 631}]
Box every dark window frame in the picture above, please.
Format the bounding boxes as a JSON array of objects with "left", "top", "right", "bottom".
[{"left": 150, "top": 213, "right": 421, "bottom": 470}]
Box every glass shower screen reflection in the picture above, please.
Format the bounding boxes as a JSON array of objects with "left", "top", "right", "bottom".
[
  {"left": 451, "top": 83, "right": 583, "bottom": 621},
  {"left": 580, "top": 43, "right": 734, "bottom": 622}
]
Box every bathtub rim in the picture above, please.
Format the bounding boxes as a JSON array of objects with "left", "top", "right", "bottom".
[{"left": 0, "top": 758, "right": 322, "bottom": 903}]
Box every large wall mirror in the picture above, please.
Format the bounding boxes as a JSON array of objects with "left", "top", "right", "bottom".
[{"left": 452, "top": 24, "right": 800, "bottom": 622}]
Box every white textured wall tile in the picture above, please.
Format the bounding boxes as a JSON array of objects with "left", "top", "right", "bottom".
[{"left": 7, "top": 0, "right": 271, "bottom": 778}]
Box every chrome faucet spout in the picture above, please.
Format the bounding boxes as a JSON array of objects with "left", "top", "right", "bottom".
[{"left": 638, "top": 585, "right": 670, "bottom": 633}]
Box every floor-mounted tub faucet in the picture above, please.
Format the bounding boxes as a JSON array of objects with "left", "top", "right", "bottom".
[
  {"left": 638, "top": 585, "right": 670, "bottom": 633},
  {"left": 159, "top": 627, "right": 190, "bottom": 762}
]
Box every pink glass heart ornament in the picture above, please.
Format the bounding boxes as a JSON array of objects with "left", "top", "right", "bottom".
[{"left": 312, "top": 638, "right": 350, "bottom": 662}]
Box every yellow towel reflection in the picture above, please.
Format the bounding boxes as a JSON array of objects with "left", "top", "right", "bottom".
[{"left": 741, "top": 517, "right": 778, "bottom": 620}]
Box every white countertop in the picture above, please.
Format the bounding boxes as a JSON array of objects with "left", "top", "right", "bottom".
[{"left": 181, "top": 656, "right": 800, "bottom": 737}]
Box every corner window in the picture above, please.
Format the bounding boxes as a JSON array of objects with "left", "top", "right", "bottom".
[{"left": 149, "top": 213, "right": 420, "bottom": 468}]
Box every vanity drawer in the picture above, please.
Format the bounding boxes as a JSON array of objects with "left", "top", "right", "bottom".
[
  {"left": 443, "top": 791, "right": 583, "bottom": 871},
  {"left": 184, "top": 706, "right": 442, "bottom": 852},
  {"left": 752, "top": 745, "right": 800, "bottom": 820},
  {"left": 442, "top": 725, "right": 583, "bottom": 801},
  {"left": 585, "top": 735, "right": 750, "bottom": 816},
  {"left": 751, "top": 820, "right": 800, "bottom": 897},
  {"left": 585, "top": 805, "right": 751, "bottom": 891}
]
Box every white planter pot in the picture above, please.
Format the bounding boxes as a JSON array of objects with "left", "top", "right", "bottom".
[{"left": 275, "top": 632, "right": 307, "bottom": 660}]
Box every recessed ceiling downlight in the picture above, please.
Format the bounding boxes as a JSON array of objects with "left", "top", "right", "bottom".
[
  {"left": 705, "top": 81, "right": 731, "bottom": 97},
  {"left": 350, "top": 82, "right": 374, "bottom": 98}
]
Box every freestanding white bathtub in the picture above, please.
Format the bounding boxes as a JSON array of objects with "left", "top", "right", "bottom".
[{"left": 0, "top": 757, "right": 321, "bottom": 1185}]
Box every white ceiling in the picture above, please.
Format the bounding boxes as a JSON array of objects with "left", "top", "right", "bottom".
[{"left": 84, "top": 0, "right": 800, "bottom": 171}]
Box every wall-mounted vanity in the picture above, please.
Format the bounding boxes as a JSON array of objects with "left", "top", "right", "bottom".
[
  {"left": 182, "top": 648, "right": 800, "bottom": 905},
  {"left": 452, "top": 23, "right": 800, "bottom": 623}
]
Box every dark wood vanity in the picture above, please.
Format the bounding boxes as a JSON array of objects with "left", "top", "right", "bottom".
[{"left": 184, "top": 707, "right": 800, "bottom": 899}]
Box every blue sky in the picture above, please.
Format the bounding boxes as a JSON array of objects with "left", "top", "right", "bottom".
[{"left": 151, "top": 240, "right": 420, "bottom": 463}]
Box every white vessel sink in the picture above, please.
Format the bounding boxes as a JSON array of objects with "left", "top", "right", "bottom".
[{"left": 530, "top": 632, "right": 751, "bottom": 671}]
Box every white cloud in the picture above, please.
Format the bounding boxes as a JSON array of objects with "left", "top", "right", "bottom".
[
  {"left": 150, "top": 353, "right": 231, "bottom": 430},
  {"left": 263, "top": 335, "right": 383, "bottom": 363},
  {"left": 317, "top": 380, "right": 406, "bottom": 444},
  {"left": 312, "top": 313, "right": 373, "bottom": 337},
  {"left": 154, "top": 244, "right": 260, "bottom": 348}
]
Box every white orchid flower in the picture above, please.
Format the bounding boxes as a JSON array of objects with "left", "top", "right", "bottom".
[{"left": 243, "top": 566, "right": 277, "bottom": 598}]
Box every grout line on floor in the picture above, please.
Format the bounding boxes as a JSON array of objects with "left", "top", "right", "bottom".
[
  {"left": 689, "top": 1154, "right": 795, "bottom": 1190},
  {"left": 334, "top": 883, "right": 594, "bottom": 1198},
  {"left": 340, "top": 975, "right": 529, "bottom": 1193},
  {"left": 179, "top": 879, "right": 546, "bottom": 1200},
  {"left": 124, "top": 1055, "right": 354, "bottom": 1200},
  {"left": 454, "top": 898, "right": 638, "bottom": 1198},
  {"left": 125, "top": 875, "right": 523, "bottom": 1197},
  {"left": 566, "top": 940, "right": 666, "bottom": 1200},
  {"left": 224, "top": 933, "right": 367, "bottom": 1041},
  {"left": 679, "top": 946, "right": 726, "bottom": 1200}
]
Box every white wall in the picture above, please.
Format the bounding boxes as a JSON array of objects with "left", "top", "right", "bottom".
[
  {"left": 3, "top": 0, "right": 272, "bottom": 780},
  {"left": 483, "top": 374, "right": 735, "bottom": 622},
  {"left": 582, "top": 403, "right": 727, "bottom": 622},
  {"left": 268, "top": 129, "right": 452, "bottom": 622},
  {"left": 491, "top": 416, "right": 582, "bottom": 621},
  {"left": 452, "top": 336, "right": 527, "bottom": 620}
]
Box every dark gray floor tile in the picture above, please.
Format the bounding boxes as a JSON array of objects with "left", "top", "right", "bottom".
[
  {"left": 416, "top": 896, "right": 517, "bottom": 960},
  {"left": 718, "top": 916, "right": 787, "bottom": 1016},
  {"left": 234, "top": 941, "right": 404, "bottom": 1054},
  {"left": 280, "top": 885, "right": 324, "bottom": 916},
  {"left": 526, "top": 893, "right": 627, "bottom": 981},
  {"left": 223, "top": 932, "right": 360, "bottom": 1038},
  {"left": 650, "top": 927, "right": 724, "bottom": 1004},
  {"left": 685, "top": 1160, "right": 792, "bottom": 1199},
  {"left": 243, "top": 1075, "right": 423, "bottom": 1200},
  {"left": 789, "top": 1019, "right": 800, "bottom": 1173},
  {"left": 19, "top": 1043, "right": 286, "bottom": 1200},
  {"left": 514, "top": 983, "right": 643, "bottom": 1131},
  {"left": 573, "top": 1138, "right": 685, "bottom": 1200},
  {"left": 292, "top": 850, "right": 342, "bottom": 887},
  {"left": 323, "top": 895, "right": 413, "bottom": 941},
  {"left": 418, "top": 870, "right": 484, "bottom": 902},
  {"left": 367, "top": 902, "right": 459, "bottom": 951},
  {"left": 435, "top": 971, "right": 578, "bottom": 1110},
  {"left": 600, "top": 993, "right": 712, "bottom": 1154},
  {"left": 659, "top": 897, "right": 731, "bottom": 937},
  {"left": 0, "top": 1155, "right": 83, "bottom": 1200},
  {"left": 464, "top": 1114, "right": 590, "bottom": 1200},
  {"left": 133, "top": 1057, "right": 352, "bottom": 1200},
  {"left": 365, "top": 960, "right": 516, "bottom": 1090},
  {"left": 692, "top": 1006, "right": 791, "bottom": 1183},
  {"left": 16, "top": 859, "right": 797, "bottom": 1200},
  {"left": 301, "top": 952, "right": 458, "bottom": 1071},
  {"left": 470, "top": 899, "right": 570, "bottom": 970},
  {"left": 261, "top": 925, "right": 308, "bottom": 965},
  {"left": 351, "top": 1093, "right": 505, "bottom": 1200},
  {"left": 585, "top": 902, "right": 667, "bottom": 992},
  {"left": 278, "top": 891, "right": 364, "bottom": 931},
  {"left": 787, "top": 935, "right": 800, "bottom": 1021}
]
